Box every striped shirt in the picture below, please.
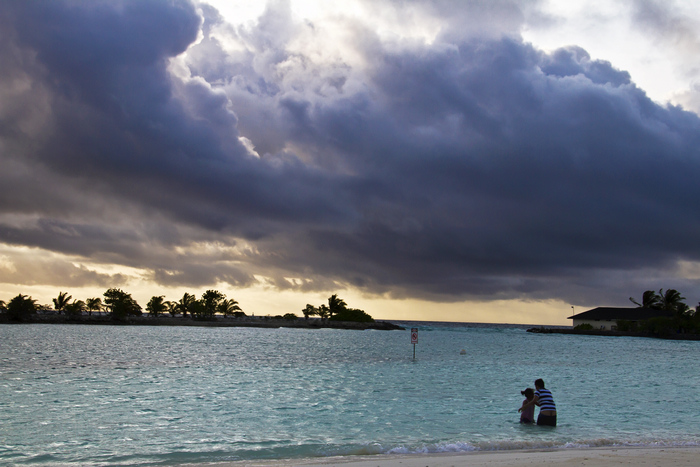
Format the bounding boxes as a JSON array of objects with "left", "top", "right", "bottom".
[{"left": 536, "top": 388, "right": 556, "bottom": 411}]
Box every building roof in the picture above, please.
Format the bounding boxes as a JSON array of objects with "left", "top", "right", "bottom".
[{"left": 568, "top": 307, "right": 674, "bottom": 321}]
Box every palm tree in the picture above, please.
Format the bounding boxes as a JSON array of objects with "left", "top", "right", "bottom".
[
  {"left": 53, "top": 291, "right": 72, "bottom": 315},
  {"left": 65, "top": 300, "right": 86, "bottom": 317},
  {"left": 218, "top": 298, "right": 242, "bottom": 318},
  {"left": 176, "top": 292, "right": 196, "bottom": 318},
  {"left": 302, "top": 304, "right": 317, "bottom": 320},
  {"left": 166, "top": 300, "right": 177, "bottom": 317},
  {"left": 317, "top": 304, "right": 330, "bottom": 323},
  {"left": 629, "top": 290, "right": 662, "bottom": 309},
  {"left": 660, "top": 289, "right": 689, "bottom": 315},
  {"left": 328, "top": 294, "right": 347, "bottom": 319},
  {"left": 146, "top": 295, "right": 167, "bottom": 317},
  {"left": 86, "top": 297, "right": 103, "bottom": 316},
  {"left": 103, "top": 288, "right": 142, "bottom": 320},
  {"left": 201, "top": 290, "right": 224, "bottom": 318},
  {"left": 7, "top": 294, "right": 37, "bottom": 322},
  {"left": 630, "top": 288, "right": 690, "bottom": 316}
]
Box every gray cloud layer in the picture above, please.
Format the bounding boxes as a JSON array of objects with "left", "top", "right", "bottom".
[{"left": 1, "top": 0, "right": 700, "bottom": 306}]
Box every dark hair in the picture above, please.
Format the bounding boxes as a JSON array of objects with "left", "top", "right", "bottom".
[
  {"left": 521, "top": 387, "right": 534, "bottom": 398},
  {"left": 535, "top": 378, "right": 545, "bottom": 389}
]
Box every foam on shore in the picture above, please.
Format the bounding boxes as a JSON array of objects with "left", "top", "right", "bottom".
[{"left": 211, "top": 446, "right": 700, "bottom": 467}]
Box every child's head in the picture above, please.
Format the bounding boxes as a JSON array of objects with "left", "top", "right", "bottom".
[{"left": 521, "top": 387, "right": 534, "bottom": 399}]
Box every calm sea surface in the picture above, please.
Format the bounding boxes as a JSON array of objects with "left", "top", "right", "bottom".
[{"left": 1, "top": 322, "right": 698, "bottom": 465}]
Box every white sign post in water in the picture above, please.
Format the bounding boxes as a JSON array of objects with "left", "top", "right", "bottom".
[{"left": 411, "top": 328, "right": 418, "bottom": 359}]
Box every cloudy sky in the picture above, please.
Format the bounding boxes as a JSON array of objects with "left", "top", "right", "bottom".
[{"left": 2, "top": 0, "right": 700, "bottom": 324}]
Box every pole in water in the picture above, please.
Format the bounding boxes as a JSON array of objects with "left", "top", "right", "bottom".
[{"left": 410, "top": 328, "right": 418, "bottom": 360}]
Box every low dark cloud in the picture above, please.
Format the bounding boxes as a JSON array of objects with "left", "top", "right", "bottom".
[{"left": 1, "top": 0, "right": 700, "bottom": 308}]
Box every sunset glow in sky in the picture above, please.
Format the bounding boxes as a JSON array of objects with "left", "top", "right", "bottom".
[{"left": 2, "top": 0, "right": 700, "bottom": 325}]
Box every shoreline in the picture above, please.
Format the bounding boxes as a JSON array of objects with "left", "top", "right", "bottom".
[
  {"left": 527, "top": 326, "right": 700, "bottom": 341},
  {"left": 0, "top": 313, "right": 404, "bottom": 331},
  {"left": 207, "top": 446, "right": 700, "bottom": 467}
]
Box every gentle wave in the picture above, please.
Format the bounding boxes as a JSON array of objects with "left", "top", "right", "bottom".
[
  {"left": 53, "top": 438, "right": 700, "bottom": 466},
  {"left": 384, "top": 438, "right": 700, "bottom": 455}
]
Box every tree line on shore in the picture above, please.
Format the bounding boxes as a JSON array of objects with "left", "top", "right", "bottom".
[
  {"left": 301, "top": 294, "right": 374, "bottom": 323},
  {"left": 0, "top": 289, "right": 374, "bottom": 324},
  {"left": 625, "top": 288, "right": 700, "bottom": 335},
  {"left": 0, "top": 288, "right": 243, "bottom": 322},
  {"left": 575, "top": 288, "right": 700, "bottom": 336}
]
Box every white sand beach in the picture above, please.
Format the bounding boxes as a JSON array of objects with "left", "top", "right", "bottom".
[{"left": 212, "top": 446, "right": 700, "bottom": 467}]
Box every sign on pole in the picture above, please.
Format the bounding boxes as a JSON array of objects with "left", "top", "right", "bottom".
[{"left": 411, "top": 328, "right": 418, "bottom": 359}]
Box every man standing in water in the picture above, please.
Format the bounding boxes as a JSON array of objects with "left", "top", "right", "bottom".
[{"left": 518, "top": 378, "right": 557, "bottom": 426}]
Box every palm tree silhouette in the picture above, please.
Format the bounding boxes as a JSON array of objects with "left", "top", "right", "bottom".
[
  {"left": 53, "top": 292, "right": 72, "bottom": 315},
  {"left": 177, "top": 292, "right": 196, "bottom": 318},
  {"left": 328, "top": 294, "right": 347, "bottom": 319},
  {"left": 86, "top": 297, "right": 102, "bottom": 316},
  {"left": 218, "top": 298, "right": 242, "bottom": 317}
]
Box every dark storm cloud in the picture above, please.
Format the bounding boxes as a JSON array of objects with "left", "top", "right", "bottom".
[
  {"left": 2, "top": 0, "right": 700, "bottom": 305},
  {"left": 2, "top": 1, "right": 349, "bottom": 223}
]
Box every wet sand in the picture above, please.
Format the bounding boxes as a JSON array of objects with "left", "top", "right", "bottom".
[{"left": 209, "top": 446, "right": 700, "bottom": 467}]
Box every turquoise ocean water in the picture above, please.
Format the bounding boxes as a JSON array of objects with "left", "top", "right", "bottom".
[{"left": 1, "top": 322, "right": 698, "bottom": 465}]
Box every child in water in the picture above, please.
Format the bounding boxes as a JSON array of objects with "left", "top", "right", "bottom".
[{"left": 519, "top": 388, "right": 535, "bottom": 424}]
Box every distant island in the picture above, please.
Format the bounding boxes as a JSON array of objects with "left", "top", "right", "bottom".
[
  {"left": 0, "top": 289, "right": 404, "bottom": 331},
  {"left": 2, "top": 312, "right": 403, "bottom": 331}
]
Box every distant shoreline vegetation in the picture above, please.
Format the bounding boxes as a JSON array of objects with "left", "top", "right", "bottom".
[
  {"left": 0, "top": 289, "right": 403, "bottom": 331},
  {"left": 530, "top": 288, "right": 700, "bottom": 340}
]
